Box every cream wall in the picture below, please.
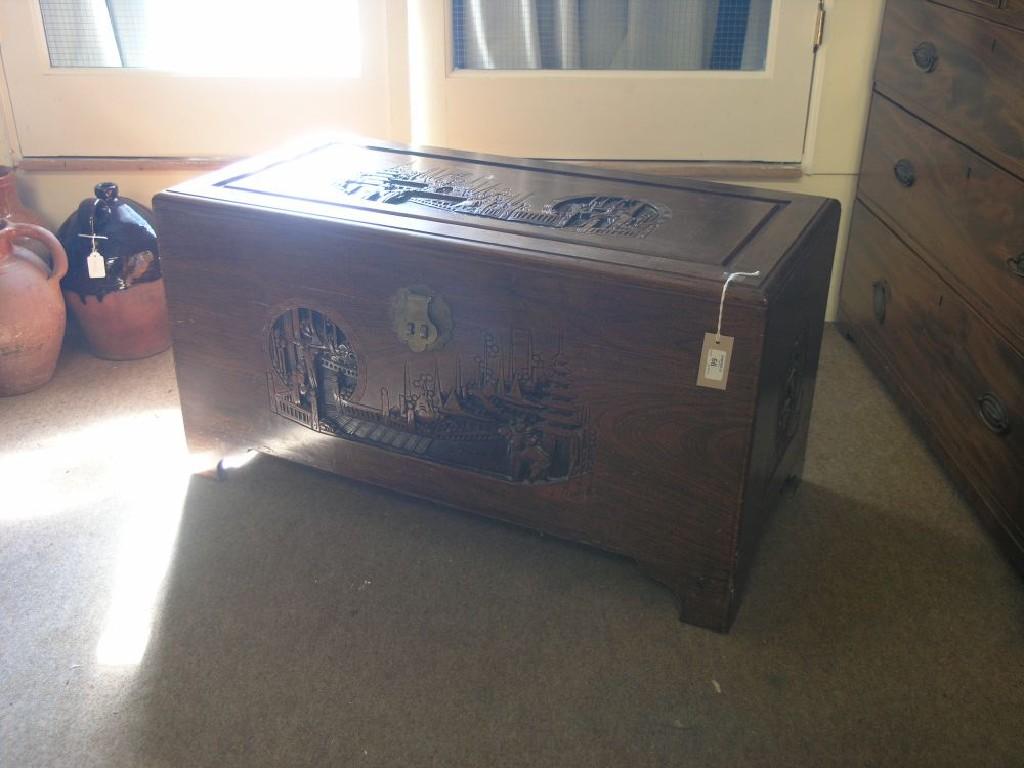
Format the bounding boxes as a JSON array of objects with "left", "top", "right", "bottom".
[
  {"left": 12, "top": 170, "right": 197, "bottom": 232},
  {"left": 3, "top": 0, "right": 885, "bottom": 320},
  {"left": 0, "top": 68, "right": 15, "bottom": 167},
  {"left": 736, "top": 0, "right": 886, "bottom": 319}
]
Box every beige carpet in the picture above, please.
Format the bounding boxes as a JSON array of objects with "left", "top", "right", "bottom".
[{"left": 1, "top": 326, "right": 1021, "bottom": 767}]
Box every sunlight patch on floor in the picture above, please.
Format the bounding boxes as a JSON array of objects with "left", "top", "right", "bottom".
[
  {"left": 94, "top": 462, "right": 188, "bottom": 667},
  {"left": 2, "top": 408, "right": 185, "bottom": 522},
  {"left": 0, "top": 407, "right": 199, "bottom": 667}
]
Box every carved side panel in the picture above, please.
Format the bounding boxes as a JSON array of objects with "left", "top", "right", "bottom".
[{"left": 775, "top": 328, "right": 807, "bottom": 457}]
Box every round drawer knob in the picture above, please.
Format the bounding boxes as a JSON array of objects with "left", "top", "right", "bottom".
[
  {"left": 872, "top": 280, "right": 889, "bottom": 324},
  {"left": 977, "top": 393, "right": 1011, "bottom": 436},
  {"left": 912, "top": 41, "right": 938, "bottom": 73},
  {"left": 1008, "top": 254, "right": 1024, "bottom": 278},
  {"left": 894, "top": 159, "right": 916, "bottom": 187}
]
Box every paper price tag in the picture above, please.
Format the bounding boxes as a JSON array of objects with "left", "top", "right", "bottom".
[
  {"left": 87, "top": 250, "right": 106, "bottom": 279},
  {"left": 697, "top": 333, "right": 734, "bottom": 390}
]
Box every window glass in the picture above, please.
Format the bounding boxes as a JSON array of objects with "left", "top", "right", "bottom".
[
  {"left": 452, "top": 0, "right": 771, "bottom": 71},
  {"left": 38, "top": 0, "right": 361, "bottom": 77}
]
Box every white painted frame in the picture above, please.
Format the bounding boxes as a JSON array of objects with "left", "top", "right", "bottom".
[
  {"left": 0, "top": 0, "right": 409, "bottom": 157},
  {"left": 408, "top": 0, "right": 821, "bottom": 160}
]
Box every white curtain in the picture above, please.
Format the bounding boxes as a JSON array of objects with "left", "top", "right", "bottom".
[
  {"left": 741, "top": 0, "right": 771, "bottom": 70},
  {"left": 459, "top": 0, "right": 772, "bottom": 71}
]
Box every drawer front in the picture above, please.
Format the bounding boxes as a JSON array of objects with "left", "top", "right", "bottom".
[
  {"left": 841, "top": 201, "right": 1024, "bottom": 539},
  {"left": 876, "top": 0, "right": 1024, "bottom": 179},
  {"left": 934, "top": 0, "right": 1024, "bottom": 32},
  {"left": 859, "top": 93, "right": 1024, "bottom": 353}
]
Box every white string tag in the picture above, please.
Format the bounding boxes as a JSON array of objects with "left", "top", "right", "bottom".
[
  {"left": 87, "top": 250, "right": 106, "bottom": 278},
  {"left": 696, "top": 270, "right": 760, "bottom": 391},
  {"left": 79, "top": 232, "right": 109, "bottom": 279}
]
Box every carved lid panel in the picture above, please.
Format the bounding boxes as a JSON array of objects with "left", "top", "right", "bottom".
[
  {"left": 168, "top": 140, "right": 832, "bottom": 284},
  {"left": 220, "top": 144, "right": 780, "bottom": 266}
]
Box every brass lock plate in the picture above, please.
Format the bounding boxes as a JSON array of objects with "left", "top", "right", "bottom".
[{"left": 390, "top": 286, "right": 453, "bottom": 352}]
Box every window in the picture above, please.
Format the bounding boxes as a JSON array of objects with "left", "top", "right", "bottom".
[
  {"left": 38, "top": 0, "right": 362, "bottom": 77},
  {"left": 0, "top": 0, "right": 399, "bottom": 157},
  {"left": 0, "top": 1, "right": 820, "bottom": 161},
  {"left": 410, "top": 0, "right": 819, "bottom": 160}
]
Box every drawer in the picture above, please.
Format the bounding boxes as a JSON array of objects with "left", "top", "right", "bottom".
[
  {"left": 934, "top": 0, "right": 1024, "bottom": 32},
  {"left": 840, "top": 201, "right": 1024, "bottom": 544},
  {"left": 876, "top": 0, "right": 1024, "bottom": 179},
  {"left": 859, "top": 93, "right": 1024, "bottom": 354}
]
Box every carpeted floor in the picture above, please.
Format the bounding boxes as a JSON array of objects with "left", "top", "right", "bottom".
[{"left": 1, "top": 325, "right": 1022, "bottom": 768}]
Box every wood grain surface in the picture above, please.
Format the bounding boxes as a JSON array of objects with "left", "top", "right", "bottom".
[
  {"left": 858, "top": 93, "right": 1024, "bottom": 353},
  {"left": 932, "top": 0, "right": 1024, "bottom": 32},
  {"left": 842, "top": 0, "right": 1024, "bottom": 577},
  {"left": 839, "top": 202, "right": 1024, "bottom": 566},
  {"left": 876, "top": 0, "right": 1024, "bottom": 180}
]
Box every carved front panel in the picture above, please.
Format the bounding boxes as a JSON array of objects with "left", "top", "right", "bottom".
[{"left": 267, "top": 307, "right": 595, "bottom": 485}]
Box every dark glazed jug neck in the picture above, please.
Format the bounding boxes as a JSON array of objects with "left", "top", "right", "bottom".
[{"left": 95, "top": 182, "right": 119, "bottom": 204}]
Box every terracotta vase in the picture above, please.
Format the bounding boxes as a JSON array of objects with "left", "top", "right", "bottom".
[
  {"left": 59, "top": 182, "right": 171, "bottom": 360},
  {"left": 0, "top": 220, "right": 69, "bottom": 396},
  {"left": 0, "top": 166, "right": 45, "bottom": 228},
  {"left": 0, "top": 165, "right": 50, "bottom": 257}
]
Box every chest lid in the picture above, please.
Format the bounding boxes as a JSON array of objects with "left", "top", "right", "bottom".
[{"left": 161, "top": 139, "right": 834, "bottom": 289}]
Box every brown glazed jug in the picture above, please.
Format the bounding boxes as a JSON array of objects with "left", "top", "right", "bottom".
[
  {"left": 0, "top": 221, "right": 69, "bottom": 396},
  {"left": 59, "top": 182, "right": 171, "bottom": 360}
]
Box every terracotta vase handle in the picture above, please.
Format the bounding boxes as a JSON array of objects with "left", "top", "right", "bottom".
[{"left": 8, "top": 222, "right": 68, "bottom": 282}]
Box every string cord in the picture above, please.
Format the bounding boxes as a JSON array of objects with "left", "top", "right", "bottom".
[
  {"left": 716, "top": 270, "right": 761, "bottom": 342},
  {"left": 78, "top": 197, "right": 109, "bottom": 253}
]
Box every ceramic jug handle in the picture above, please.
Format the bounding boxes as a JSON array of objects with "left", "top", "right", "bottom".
[{"left": 10, "top": 222, "right": 68, "bottom": 282}]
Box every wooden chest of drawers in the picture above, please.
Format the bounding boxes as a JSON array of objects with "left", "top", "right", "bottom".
[
  {"left": 839, "top": 0, "right": 1024, "bottom": 570},
  {"left": 155, "top": 140, "right": 839, "bottom": 631}
]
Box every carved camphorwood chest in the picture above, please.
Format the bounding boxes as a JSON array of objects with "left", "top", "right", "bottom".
[{"left": 155, "top": 140, "right": 839, "bottom": 632}]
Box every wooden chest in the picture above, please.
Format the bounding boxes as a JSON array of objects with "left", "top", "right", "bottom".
[
  {"left": 155, "top": 140, "right": 839, "bottom": 631},
  {"left": 839, "top": 0, "right": 1024, "bottom": 573}
]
